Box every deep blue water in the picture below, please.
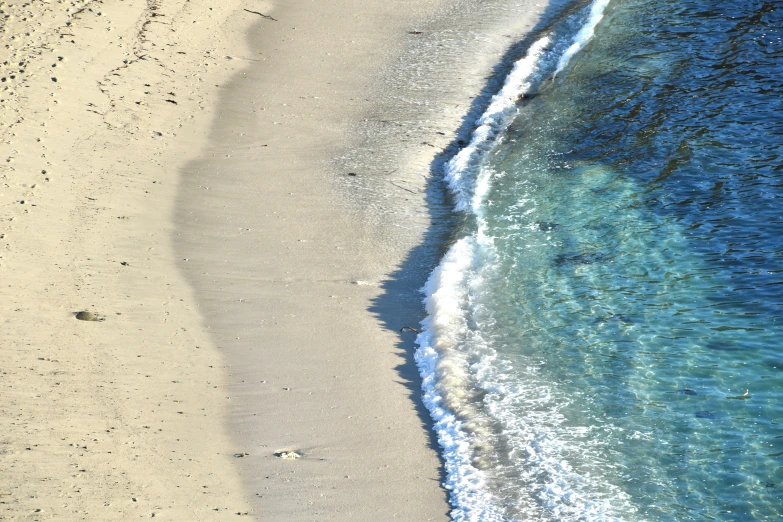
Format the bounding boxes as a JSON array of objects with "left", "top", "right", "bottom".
[{"left": 417, "top": 0, "right": 783, "bottom": 520}]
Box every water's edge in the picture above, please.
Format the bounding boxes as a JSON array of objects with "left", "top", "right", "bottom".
[{"left": 413, "top": 1, "right": 613, "bottom": 519}]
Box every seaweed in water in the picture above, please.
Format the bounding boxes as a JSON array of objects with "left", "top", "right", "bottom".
[
  {"left": 553, "top": 251, "right": 611, "bottom": 266},
  {"left": 536, "top": 221, "right": 560, "bottom": 231},
  {"left": 594, "top": 314, "right": 635, "bottom": 325}
]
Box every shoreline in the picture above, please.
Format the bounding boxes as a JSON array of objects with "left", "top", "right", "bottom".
[
  {"left": 1, "top": 0, "right": 550, "bottom": 519},
  {"left": 175, "top": 0, "right": 552, "bottom": 518}
]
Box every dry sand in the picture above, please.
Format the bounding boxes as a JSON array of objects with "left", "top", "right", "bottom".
[{"left": 1, "top": 0, "right": 546, "bottom": 519}]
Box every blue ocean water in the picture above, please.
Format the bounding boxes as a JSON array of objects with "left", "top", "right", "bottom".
[{"left": 416, "top": 0, "right": 783, "bottom": 520}]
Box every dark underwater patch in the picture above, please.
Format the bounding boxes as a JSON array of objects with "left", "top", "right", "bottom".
[
  {"left": 536, "top": 221, "right": 560, "bottom": 231},
  {"left": 554, "top": 251, "right": 611, "bottom": 266}
]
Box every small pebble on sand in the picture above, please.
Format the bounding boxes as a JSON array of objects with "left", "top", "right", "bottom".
[
  {"left": 75, "top": 311, "right": 102, "bottom": 321},
  {"left": 274, "top": 451, "right": 302, "bottom": 460}
]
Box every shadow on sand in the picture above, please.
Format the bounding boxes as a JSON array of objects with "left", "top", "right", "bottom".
[{"left": 367, "top": 0, "right": 590, "bottom": 483}]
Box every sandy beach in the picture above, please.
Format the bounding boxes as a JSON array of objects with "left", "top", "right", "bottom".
[{"left": 1, "top": 0, "right": 546, "bottom": 519}]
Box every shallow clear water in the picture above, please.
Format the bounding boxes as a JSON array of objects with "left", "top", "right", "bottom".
[{"left": 418, "top": 0, "right": 783, "bottom": 520}]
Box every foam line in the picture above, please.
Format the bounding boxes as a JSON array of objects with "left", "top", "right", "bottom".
[
  {"left": 554, "top": 0, "right": 611, "bottom": 76},
  {"left": 443, "top": 36, "right": 551, "bottom": 214},
  {"left": 415, "top": 1, "right": 614, "bottom": 520}
]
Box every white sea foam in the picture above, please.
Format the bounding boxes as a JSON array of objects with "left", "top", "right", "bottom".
[
  {"left": 443, "top": 36, "right": 551, "bottom": 214},
  {"left": 554, "top": 0, "right": 611, "bottom": 77},
  {"left": 415, "top": 1, "right": 616, "bottom": 520},
  {"left": 416, "top": 237, "right": 506, "bottom": 522}
]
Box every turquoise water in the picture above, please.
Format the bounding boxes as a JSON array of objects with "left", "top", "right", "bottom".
[{"left": 417, "top": 0, "right": 783, "bottom": 520}]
